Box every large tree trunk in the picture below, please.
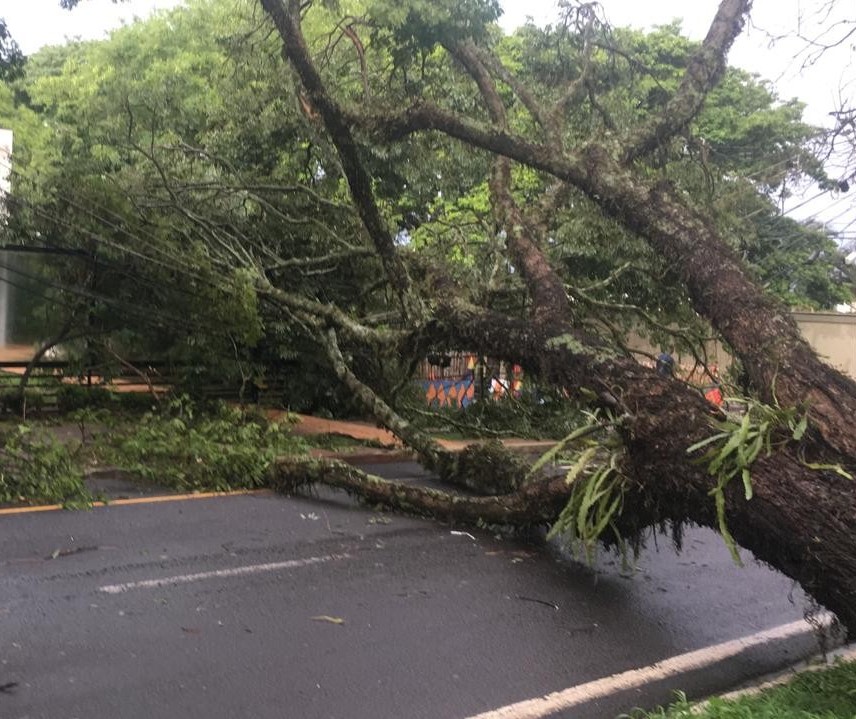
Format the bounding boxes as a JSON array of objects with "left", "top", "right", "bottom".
[
  {"left": 258, "top": 0, "right": 856, "bottom": 637},
  {"left": 578, "top": 153, "right": 856, "bottom": 459},
  {"left": 617, "top": 382, "right": 856, "bottom": 636},
  {"left": 445, "top": 310, "right": 856, "bottom": 632},
  {"left": 279, "top": 304, "right": 856, "bottom": 634}
]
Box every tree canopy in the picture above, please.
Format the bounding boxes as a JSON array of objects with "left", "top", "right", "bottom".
[{"left": 3, "top": 1, "right": 849, "bottom": 366}]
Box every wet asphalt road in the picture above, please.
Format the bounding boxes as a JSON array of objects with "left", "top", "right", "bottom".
[{"left": 0, "top": 462, "right": 831, "bottom": 719}]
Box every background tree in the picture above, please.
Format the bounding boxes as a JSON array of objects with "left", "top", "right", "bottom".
[
  {"left": 1, "top": 0, "right": 390, "bottom": 406},
  {"left": 0, "top": 18, "right": 24, "bottom": 82}
]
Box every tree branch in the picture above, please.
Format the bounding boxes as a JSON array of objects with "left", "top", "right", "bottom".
[
  {"left": 450, "top": 42, "right": 571, "bottom": 328},
  {"left": 269, "top": 456, "right": 570, "bottom": 526},
  {"left": 258, "top": 279, "right": 405, "bottom": 347},
  {"left": 259, "top": 0, "right": 420, "bottom": 319},
  {"left": 320, "top": 327, "right": 453, "bottom": 473},
  {"left": 623, "top": 0, "right": 753, "bottom": 163}
]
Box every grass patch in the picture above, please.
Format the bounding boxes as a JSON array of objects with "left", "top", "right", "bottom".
[{"left": 636, "top": 660, "right": 856, "bottom": 718}]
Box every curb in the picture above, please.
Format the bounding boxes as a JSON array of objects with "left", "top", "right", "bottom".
[{"left": 694, "top": 641, "right": 856, "bottom": 710}]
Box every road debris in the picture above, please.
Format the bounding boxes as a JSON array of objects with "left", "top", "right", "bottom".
[
  {"left": 312, "top": 615, "right": 345, "bottom": 625},
  {"left": 515, "top": 595, "right": 559, "bottom": 611},
  {"left": 47, "top": 546, "right": 99, "bottom": 560},
  {"left": 450, "top": 531, "right": 476, "bottom": 541}
]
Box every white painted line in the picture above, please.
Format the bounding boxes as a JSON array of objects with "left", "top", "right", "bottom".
[
  {"left": 98, "top": 553, "right": 350, "bottom": 594},
  {"left": 465, "top": 615, "right": 833, "bottom": 719}
]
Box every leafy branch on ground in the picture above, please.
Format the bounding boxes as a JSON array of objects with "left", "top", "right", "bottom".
[
  {"left": 0, "top": 425, "right": 93, "bottom": 507},
  {"left": 0, "top": 396, "right": 311, "bottom": 505},
  {"left": 97, "top": 396, "right": 308, "bottom": 492}
]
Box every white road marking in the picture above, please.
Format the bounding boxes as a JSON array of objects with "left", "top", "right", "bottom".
[
  {"left": 465, "top": 615, "right": 833, "bottom": 719},
  {"left": 98, "top": 553, "right": 350, "bottom": 594}
]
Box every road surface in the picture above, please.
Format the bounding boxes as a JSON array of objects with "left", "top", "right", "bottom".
[{"left": 0, "top": 463, "right": 834, "bottom": 718}]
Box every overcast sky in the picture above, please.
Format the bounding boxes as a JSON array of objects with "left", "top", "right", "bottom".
[
  {"left": 5, "top": 0, "right": 850, "bottom": 113},
  {"left": 2, "top": 0, "right": 853, "bottom": 235}
]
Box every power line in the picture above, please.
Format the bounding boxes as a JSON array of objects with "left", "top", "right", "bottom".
[{"left": 0, "top": 257, "right": 259, "bottom": 341}]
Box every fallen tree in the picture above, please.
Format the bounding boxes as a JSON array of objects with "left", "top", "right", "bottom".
[
  {"left": 251, "top": 0, "right": 856, "bottom": 633},
  {"left": 21, "top": 0, "right": 853, "bottom": 633}
]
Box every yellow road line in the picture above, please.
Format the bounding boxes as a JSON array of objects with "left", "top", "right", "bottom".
[{"left": 0, "top": 489, "right": 273, "bottom": 516}]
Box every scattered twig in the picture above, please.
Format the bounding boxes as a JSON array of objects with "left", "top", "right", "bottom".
[
  {"left": 450, "top": 530, "right": 476, "bottom": 541},
  {"left": 515, "top": 595, "right": 559, "bottom": 611},
  {"left": 312, "top": 615, "right": 345, "bottom": 625},
  {"left": 46, "top": 545, "right": 100, "bottom": 560}
]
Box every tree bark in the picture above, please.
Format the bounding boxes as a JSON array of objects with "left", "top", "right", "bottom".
[{"left": 269, "top": 457, "right": 569, "bottom": 526}]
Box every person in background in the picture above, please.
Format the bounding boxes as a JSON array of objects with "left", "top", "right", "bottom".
[
  {"left": 466, "top": 354, "right": 476, "bottom": 381},
  {"left": 511, "top": 364, "right": 524, "bottom": 397},
  {"left": 703, "top": 364, "right": 724, "bottom": 407},
  {"left": 655, "top": 350, "right": 676, "bottom": 377}
]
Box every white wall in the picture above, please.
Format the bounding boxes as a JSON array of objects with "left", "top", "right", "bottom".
[
  {"left": 0, "top": 129, "right": 11, "bottom": 345},
  {"left": 0, "top": 128, "right": 11, "bottom": 201}
]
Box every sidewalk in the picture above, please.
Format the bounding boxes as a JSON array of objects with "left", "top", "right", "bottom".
[{"left": 279, "top": 412, "right": 556, "bottom": 462}]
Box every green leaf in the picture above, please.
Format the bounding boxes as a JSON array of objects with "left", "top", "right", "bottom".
[
  {"left": 686, "top": 432, "right": 730, "bottom": 454},
  {"left": 526, "top": 420, "right": 601, "bottom": 480},
  {"left": 741, "top": 467, "right": 753, "bottom": 500},
  {"left": 561, "top": 446, "right": 599, "bottom": 486},
  {"left": 801, "top": 462, "right": 853, "bottom": 480},
  {"left": 714, "top": 489, "right": 743, "bottom": 567},
  {"left": 792, "top": 414, "right": 808, "bottom": 441}
]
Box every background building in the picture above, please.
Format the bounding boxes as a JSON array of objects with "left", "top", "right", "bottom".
[{"left": 0, "top": 129, "right": 12, "bottom": 347}]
